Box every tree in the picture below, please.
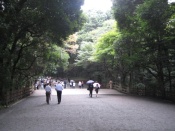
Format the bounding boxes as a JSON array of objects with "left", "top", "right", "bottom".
[
  {"left": 0, "top": 0, "right": 85, "bottom": 100},
  {"left": 75, "top": 41, "right": 94, "bottom": 68},
  {"left": 92, "top": 29, "right": 120, "bottom": 80},
  {"left": 43, "top": 44, "right": 70, "bottom": 75},
  {"left": 68, "top": 9, "right": 115, "bottom": 80},
  {"left": 77, "top": 10, "right": 114, "bottom": 44},
  {"left": 112, "top": 0, "right": 175, "bottom": 98},
  {"left": 112, "top": 0, "right": 145, "bottom": 90},
  {"left": 135, "top": 0, "right": 173, "bottom": 98}
]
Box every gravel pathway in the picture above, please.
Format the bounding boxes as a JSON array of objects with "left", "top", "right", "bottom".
[{"left": 0, "top": 89, "right": 175, "bottom": 131}]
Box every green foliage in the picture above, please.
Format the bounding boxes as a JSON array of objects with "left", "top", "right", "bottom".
[
  {"left": 69, "top": 9, "right": 116, "bottom": 80},
  {"left": 82, "top": 10, "right": 113, "bottom": 32},
  {"left": 112, "top": 0, "right": 175, "bottom": 98},
  {"left": 74, "top": 10, "right": 115, "bottom": 68},
  {"left": 112, "top": 0, "right": 144, "bottom": 31},
  {"left": 93, "top": 30, "right": 120, "bottom": 61},
  {"left": 77, "top": 10, "right": 114, "bottom": 44},
  {"left": 136, "top": 83, "right": 146, "bottom": 89},
  {"left": 43, "top": 44, "right": 70, "bottom": 74},
  {"left": 0, "top": 0, "right": 85, "bottom": 95},
  {"left": 74, "top": 42, "right": 94, "bottom": 68},
  {"left": 136, "top": 0, "right": 171, "bottom": 34}
]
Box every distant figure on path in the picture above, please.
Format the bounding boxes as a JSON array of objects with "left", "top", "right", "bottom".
[
  {"left": 45, "top": 83, "right": 52, "bottom": 104},
  {"left": 88, "top": 83, "right": 94, "bottom": 98},
  {"left": 55, "top": 81, "right": 64, "bottom": 104},
  {"left": 93, "top": 82, "right": 100, "bottom": 97},
  {"left": 64, "top": 80, "right": 67, "bottom": 88},
  {"left": 81, "top": 81, "right": 84, "bottom": 88},
  {"left": 109, "top": 80, "right": 113, "bottom": 89},
  {"left": 78, "top": 81, "right": 82, "bottom": 88},
  {"left": 73, "top": 82, "right": 76, "bottom": 88}
]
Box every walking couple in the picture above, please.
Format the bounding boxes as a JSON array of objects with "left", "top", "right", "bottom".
[
  {"left": 45, "top": 81, "right": 64, "bottom": 104},
  {"left": 88, "top": 81, "right": 101, "bottom": 97}
]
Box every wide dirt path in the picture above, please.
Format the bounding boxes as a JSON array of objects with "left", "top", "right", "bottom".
[{"left": 0, "top": 88, "right": 175, "bottom": 131}]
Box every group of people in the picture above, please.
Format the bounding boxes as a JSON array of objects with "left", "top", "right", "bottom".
[
  {"left": 44, "top": 80, "right": 101, "bottom": 104},
  {"left": 44, "top": 78, "right": 113, "bottom": 104},
  {"left": 45, "top": 80, "right": 64, "bottom": 104},
  {"left": 78, "top": 81, "right": 84, "bottom": 88},
  {"left": 87, "top": 80, "right": 113, "bottom": 97},
  {"left": 35, "top": 77, "right": 53, "bottom": 90},
  {"left": 69, "top": 80, "right": 84, "bottom": 88},
  {"left": 88, "top": 81, "right": 101, "bottom": 98}
]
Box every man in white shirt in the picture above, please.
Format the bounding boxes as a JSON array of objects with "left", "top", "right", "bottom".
[
  {"left": 55, "top": 81, "right": 64, "bottom": 104},
  {"left": 45, "top": 84, "right": 52, "bottom": 104}
]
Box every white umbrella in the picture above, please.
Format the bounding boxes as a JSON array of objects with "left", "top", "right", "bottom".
[
  {"left": 70, "top": 80, "right": 75, "bottom": 83},
  {"left": 86, "top": 80, "right": 94, "bottom": 84},
  {"left": 93, "top": 82, "right": 101, "bottom": 88}
]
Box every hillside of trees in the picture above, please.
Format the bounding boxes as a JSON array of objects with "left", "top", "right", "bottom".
[
  {"left": 65, "top": 9, "right": 115, "bottom": 82},
  {"left": 67, "top": 0, "right": 175, "bottom": 100}
]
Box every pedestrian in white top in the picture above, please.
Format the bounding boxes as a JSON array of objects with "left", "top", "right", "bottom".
[
  {"left": 55, "top": 81, "right": 64, "bottom": 104},
  {"left": 45, "top": 83, "right": 52, "bottom": 104},
  {"left": 93, "top": 82, "right": 101, "bottom": 97},
  {"left": 78, "top": 81, "right": 82, "bottom": 88}
]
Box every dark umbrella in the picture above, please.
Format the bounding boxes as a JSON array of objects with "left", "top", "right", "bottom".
[{"left": 86, "top": 80, "right": 94, "bottom": 84}]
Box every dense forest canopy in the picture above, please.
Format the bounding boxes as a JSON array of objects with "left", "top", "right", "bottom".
[
  {"left": 111, "top": 0, "right": 175, "bottom": 98},
  {"left": 0, "top": 0, "right": 85, "bottom": 98},
  {"left": 68, "top": 0, "right": 175, "bottom": 99},
  {"left": 0, "top": 0, "right": 175, "bottom": 102},
  {"left": 66, "top": 9, "right": 115, "bottom": 81}
]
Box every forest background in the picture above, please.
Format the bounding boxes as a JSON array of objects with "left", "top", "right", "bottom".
[{"left": 0, "top": 0, "right": 175, "bottom": 104}]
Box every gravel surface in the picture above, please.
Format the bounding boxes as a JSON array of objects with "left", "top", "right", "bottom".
[{"left": 0, "top": 89, "right": 175, "bottom": 131}]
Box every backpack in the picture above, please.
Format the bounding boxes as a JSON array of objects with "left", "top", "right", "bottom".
[
  {"left": 89, "top": 84, "right": 93, "bottom": 88},
  {"left": 87, "top": 84, "right": 93, "bottom": 90}
]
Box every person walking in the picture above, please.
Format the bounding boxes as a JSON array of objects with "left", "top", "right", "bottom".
[
  {"left": 109, "top": 80, "right": 113, "bottom": 89},
  {"left": 73, "top": 82, "right": 76, "bottom": 88},
  {"left": 45, "top": 83, "right": 52, "bottom": 104},
  {"left": 68, "top": 78, "right": 70, "bottom": 83},
  {"left": 78, "top": 81, "right": 82, "bottom": 88},
  {"left": 88, "top": 83, "right": 94, "bottom": 98},
  {"left": 55, "top": 81, "right": 64, "bottom": 104},
  {"left": 93, "top": 82, "right": 101, "bottom": 97},
  {"left": 64, "top": 80, "right": 67, "bottom": 88},
  {"left": 81, "top": 81, "right": 84, "bottom": 88}
]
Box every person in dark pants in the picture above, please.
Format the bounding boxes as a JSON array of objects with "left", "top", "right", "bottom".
[
  {"left": 88, "top": 83, "right": 94, "bottom": 98},
  {"left": 45, "top": 83, "right": 52, "bottom": 104},
  {"left": 64, "top": 80, "right": 67, "bottom": 88},
  {"left": 55, "top": 81, "right": 64, "bottom": 104}
]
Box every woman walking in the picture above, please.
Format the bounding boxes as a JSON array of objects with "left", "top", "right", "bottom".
[
  {"left": 93, "top": 82, "right": 100, "bottom": 97},
  {"left": 78, "top": 81, "right": 82, "bottom": 88}
]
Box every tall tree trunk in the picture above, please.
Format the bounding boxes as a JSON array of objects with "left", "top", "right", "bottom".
[
  {"left": 157, "top": 42, "right": 165, "bottom": 98},
  {"left": 128, "top": 71, "right": 133, "bottom": 93},
  {"left": 121, "top": 72, "right": 127, "bottom": 89}
]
